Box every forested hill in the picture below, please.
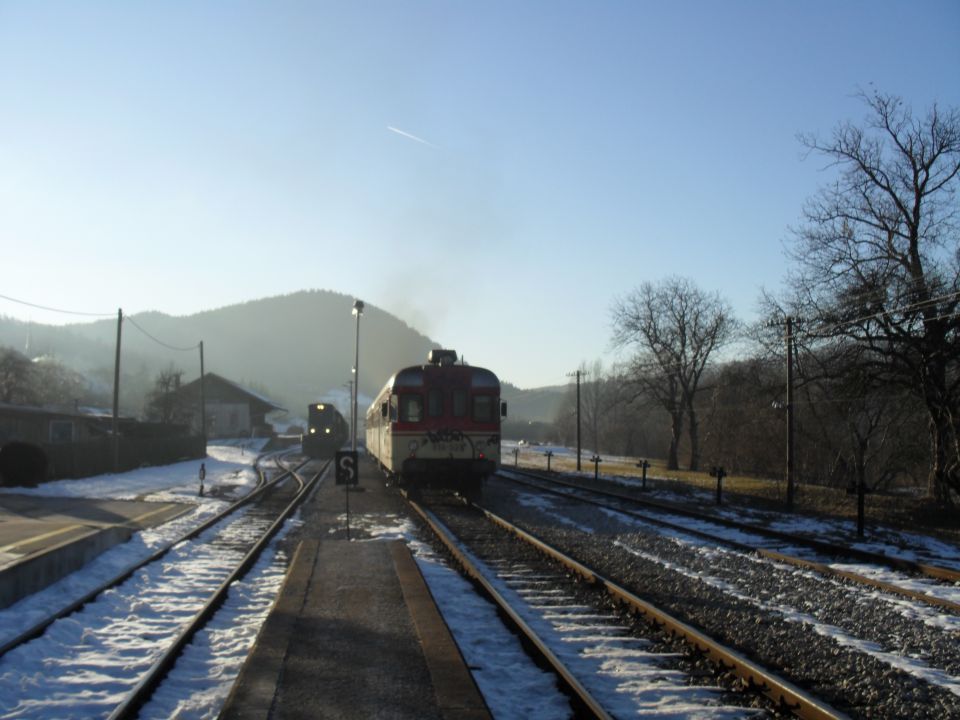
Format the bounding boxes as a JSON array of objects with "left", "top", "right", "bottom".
[
  {"left": 0, "top": 289, "right": 563, "bottom": 424},
  {"left": 0, "top": 290, "right": 439, "bottom": 417}
]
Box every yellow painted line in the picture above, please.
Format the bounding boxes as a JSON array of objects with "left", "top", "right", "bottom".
[
  {"left": 128, "top": 504, "right": 182, "bottom": 527},
  {"left": 0, "top": 503, "right": 186, "bottom": 555},
  {"left": 0, "top": 524, "right": 87, "bottom": 554}
]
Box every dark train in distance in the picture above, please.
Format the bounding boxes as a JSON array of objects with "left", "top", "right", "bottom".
[
  {"left": 302, "top": 402, "right": 349, "bottom": 458},
  {"left": 365, "top": 349, "right": 506, "bottom": 499}
]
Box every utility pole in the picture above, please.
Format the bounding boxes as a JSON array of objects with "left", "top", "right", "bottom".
[
  {"left": 567, "top": 369, "right": 588, "bottom": 472},
  {"left": 785, "top": 316, "right": 795, "bottom": 512},
  {"left": 112, "top": 308, "right": 123, "bottom": 473},
  {"left": 199, "top": 341, "right": 206, "bottom": 452}
]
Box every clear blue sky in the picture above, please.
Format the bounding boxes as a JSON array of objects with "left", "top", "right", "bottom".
[{"left": 1, "top": 1, "right": 957, "bottom": 389}]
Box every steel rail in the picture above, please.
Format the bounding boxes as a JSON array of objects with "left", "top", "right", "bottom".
[
  {"left": 504, "top": 468, "right": 960, "bottom": 584},
  {"left": 405, "top": 495, "right": 614, "bottom": 720},
  {"left": 499, "top": 472, "right": 960, "bottom": 615},
  {"left": 276, "top": 452, "right": 307, "bottom": 493},
  {"left": 108, "top": 457, "right": 331, "bottom": 720},
  {"left": 477, "top": 504, "right": 849, "bottom": 720},
  {"left": 0, "top": 450, "right": 307, "bottom": 659}
]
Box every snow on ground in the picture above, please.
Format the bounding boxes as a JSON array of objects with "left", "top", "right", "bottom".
[
  {"left": 0, "top": 441, "right": 293, "bottom": 720},
  {"left": 4, "top": 440, "right": 959, "bottom": 718},
  {"left": 509, "top": 488, "right": 960, "bottom": 701},
  {"left": 347, "top": 512, "right": 573, "bottom": 720},
  {"left": 353, "top": 513, "right": 753, "bottom": 719},
  {"left": 0, "top": 442, "right": 267, "bottom": 650},
  {"left": 0, "top": 440, "right": 267, "bottom": 501},
  {"left": 139, "top": 515, "right": 301, "bottom": 720},
  {"left": 615, "top": 535, "right": 960, "bottom": 699},
  {"left": 502, "top": 468, "right": 960, "bottom": 615},
  {"left": 498, "top": 442, "right": 960, "bottom": 573}
]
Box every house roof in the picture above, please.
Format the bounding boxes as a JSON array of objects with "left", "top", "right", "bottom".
[
  {"left": 178, "top": 373, "right": 286, "bottom": 413},
  {"left": 0, "top": 402, "right": 133, "bottom": 423}
]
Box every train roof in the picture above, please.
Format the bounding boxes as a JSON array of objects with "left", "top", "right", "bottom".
[
  {"left": 369, "top": 351, "right": 500, "bottom": 405},
  {"left": 375, "top": 363, "right": 499, "bottom": 394}
]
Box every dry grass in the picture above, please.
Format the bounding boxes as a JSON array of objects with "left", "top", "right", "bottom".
[{"left": 512, "top": 450, "right": 960, "bottom": 546}]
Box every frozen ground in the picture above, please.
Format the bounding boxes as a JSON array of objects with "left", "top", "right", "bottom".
[
  {"left": 2, "top": 440, "right": 958, "bottom": 718},
  {"left": 0, "top": 441, "right": 285, "bottom": 719},
  {"left": 500, "top": 441, "right": 960, "bottom": 571}
]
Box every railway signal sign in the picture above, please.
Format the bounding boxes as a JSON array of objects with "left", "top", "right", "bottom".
[{"left": 336, "top": 450, "right": 358, "bottom": 486}]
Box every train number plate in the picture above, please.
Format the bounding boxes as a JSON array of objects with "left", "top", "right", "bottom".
[{"left": 432, "top": 441, "right": 465, "bottom": 453}]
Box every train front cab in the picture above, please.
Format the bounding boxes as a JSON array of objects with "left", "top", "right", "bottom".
[
  {"left": 373, "top": 364, "right": 507, "bottom": 500},
  {"left": 302, "top": 402, "right": 346, "bottom": 459}
]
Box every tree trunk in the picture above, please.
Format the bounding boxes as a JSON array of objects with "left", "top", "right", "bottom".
[
  {"left": 687, "top": 402, "right": 700, "bottom": 471},
  {"left": 928, "top": 408, "right": 958, "bottom": 505},
  {"left": 921, "top": 351, "right": 958, "bottom": 504},
  {"left": 667, "top": 408, "right": 684, "bottom": 470}
]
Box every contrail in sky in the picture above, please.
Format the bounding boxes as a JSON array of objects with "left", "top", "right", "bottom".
[{"left": 387, "top": 126, "right": 439, "bottom": 149}]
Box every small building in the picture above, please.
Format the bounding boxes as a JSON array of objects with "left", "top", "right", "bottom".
[
  {"left": 177, "top": 373, "right": 286, "bottom": 439},
  {"left": 0, "top": 403, "right": 203, "bottom": 482},
  {"left": 0, "top": 403, "right": 111, "bottom": 447}
]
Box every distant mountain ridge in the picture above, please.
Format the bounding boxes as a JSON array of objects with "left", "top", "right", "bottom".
[{"left": 0, "top": 290, "right": 561, "bottom": 423}]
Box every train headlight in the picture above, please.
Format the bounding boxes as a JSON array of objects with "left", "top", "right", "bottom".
[
  {"left": 408, "top": 440, "right": 419, "bottom": 452},
  {"left": 309, "top": 428, "right": 316, "bottom": 434},
  {"left": 325, "top": 428, "right": 331, "bottom": 434}
]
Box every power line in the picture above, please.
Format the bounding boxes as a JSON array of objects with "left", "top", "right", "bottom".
[
  {"left": 0, "top": 292, "right": 114, "bottom": 318},
  {"left": 125, "top": 315, "right": 200, "bottom": 352},
  {"left": 797, "top": 290, "right": 960, "bottom": 339}
]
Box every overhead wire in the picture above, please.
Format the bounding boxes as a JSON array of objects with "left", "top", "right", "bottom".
[
  {"left": 777, "top": 290, "right": 960, "bottom": 341},
  {"left": 822, "top": 289, "right": 959, "bottom": 328},
  {"left": 124, "top": 315, "right": 200, "bottom": 352},
  {"left": 0, "top": 291, "right": 201, "bottom": 352},
  {"left": 0, "top": 292, "right": 115, "bottom": 318}
]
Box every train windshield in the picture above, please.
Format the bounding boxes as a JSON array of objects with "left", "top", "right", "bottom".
[
  {"left": 428, "top": 388, "right": 443, "bottom": 417},
  {"left": 399, "top": 394, "right": 423, "bottom": 422},
  {"left": 452, "top": 389, "right": 467, "bottom": 417},
  {"left": 472, "top": 395, "right": 495, "bottom": 423}
]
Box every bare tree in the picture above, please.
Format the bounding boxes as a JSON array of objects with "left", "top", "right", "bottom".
[
  {"left": 577, "top": 359, "right": 609, "bottom": 454},
  {"left": 611, "top": 277, "right": 736, "bottom": 470},
  {"left": 145, "top": 366, "right": 188, "bottom": 424},
  {"left": 0, "top": 348, "right": 38, "bottom": 405},
  {"left": 700, "top": 357, "right": 783, "bottom": 477},
  {"left": 787, "top": 90, "right": 960, "bottom": 503}
]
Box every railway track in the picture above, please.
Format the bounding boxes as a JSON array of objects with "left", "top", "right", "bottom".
[
  {"left": 500, "top": 467, "right": 960, "bottom": 611},
  {"left": 478, "top": 473, "right": 960, "bottom": 719},
  {"left": 407, "top": 490, "right": 838, "bottom": 719},
  {"left": 0, "top": 450, "right": 328, "bottom": 719}
]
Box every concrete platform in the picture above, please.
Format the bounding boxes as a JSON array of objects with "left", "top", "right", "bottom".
[
  {"left": 221, "top": 456, "right": 491, "bottom": 720},
  {"left": 0, "top": 494, "right": 193, "bottom": 608}
]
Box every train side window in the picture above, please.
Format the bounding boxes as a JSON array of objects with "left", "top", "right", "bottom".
[
  {"left": 428, "top": 388, "right": 443, "bottom": 417},
  {"left": 452, "top": 389, "right": 467, "bottom": 417},
  {"left": 399, "top": 394, "right": 423, "bottom": 423},
  {"left": 472, "top": 395, "right": 494, "bottom": 422}
]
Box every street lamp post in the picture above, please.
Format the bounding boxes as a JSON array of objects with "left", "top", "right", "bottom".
[{"left": 352, "top": 300, "right": 364, "bottom": 451}]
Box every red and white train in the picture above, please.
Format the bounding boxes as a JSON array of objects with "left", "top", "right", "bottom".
[{"left": 365, "top": 349, "right": 506, "bottom": 498}]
